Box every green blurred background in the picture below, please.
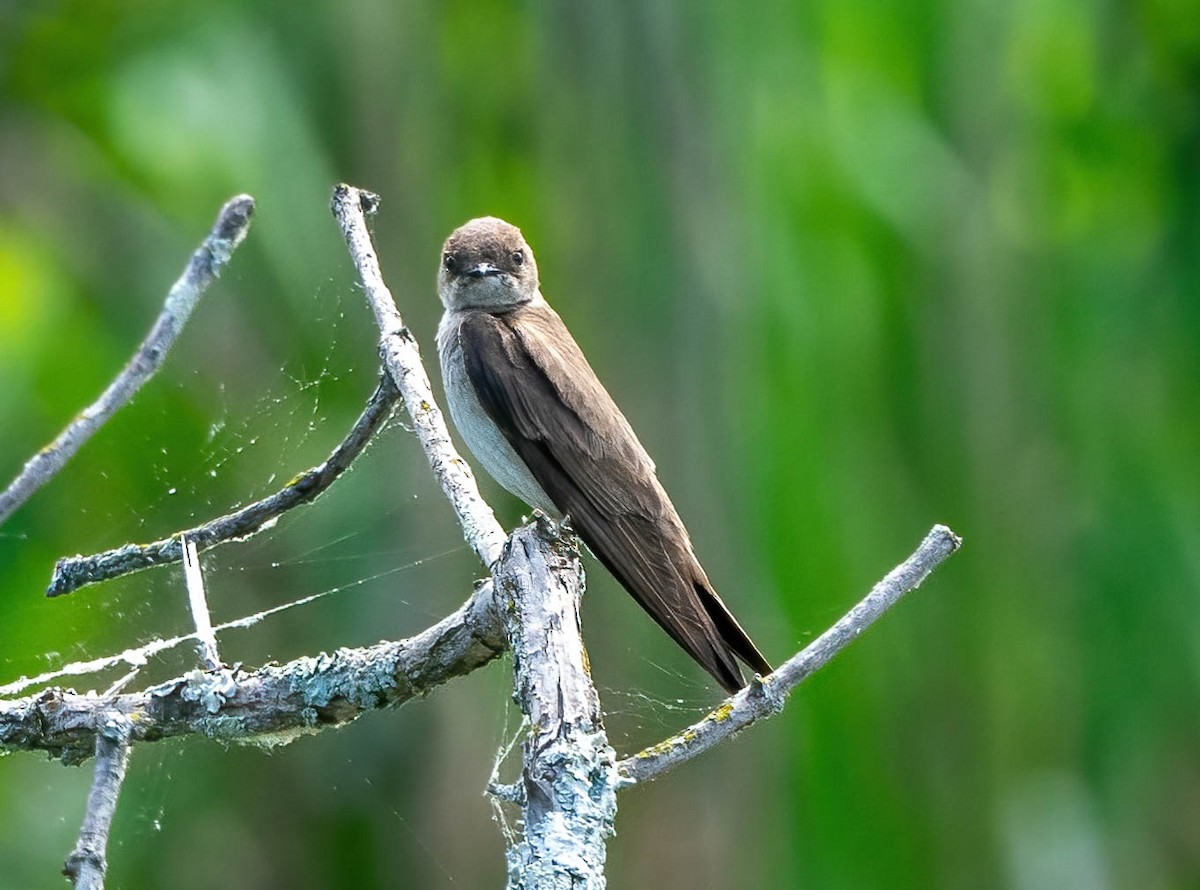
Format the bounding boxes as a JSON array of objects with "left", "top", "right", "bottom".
[{"left": 2, "top": 1, "right": 1198, "bottom": 887}]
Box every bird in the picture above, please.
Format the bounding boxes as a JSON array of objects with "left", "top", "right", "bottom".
[{"left": 435, "top": 216, "right": 771, "bottom": 693}]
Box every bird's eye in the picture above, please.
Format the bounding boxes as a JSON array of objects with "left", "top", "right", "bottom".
[
  {"left": 511, "top": 250, "right": 524, "bottom": 267},
  {"left": 443, "top": 253, "right": 458, "bottom": 272}
]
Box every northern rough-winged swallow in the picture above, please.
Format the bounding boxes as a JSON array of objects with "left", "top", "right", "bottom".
[{"left": 436, "top": 217, "right": 771, "bottom": 693}]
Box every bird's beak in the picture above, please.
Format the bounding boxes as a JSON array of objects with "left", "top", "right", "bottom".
[{"left": 467, "top": 263, "right": 504, "bottom": 279}]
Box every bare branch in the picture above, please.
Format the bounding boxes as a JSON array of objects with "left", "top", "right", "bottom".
[
  {"left": 62, "top": 711, "right": 133, "bottom": 890},
  {"left": 330, "top": 184, "right": 507, "bottom": 569},
  {"left": 0, "top": 195, "right": 256, "bottom": 528},
  {"left": 48, "top": 372, "right": 399, "bottom": 596},
  {"left": 494, "top": 522, "right": 617, "bottom": 888},
  {"left": 617, "top": 524, "right": 962, "bottom": 785},
  {"left": 0, "top": 582, "right": 505, "bottom": 764}
]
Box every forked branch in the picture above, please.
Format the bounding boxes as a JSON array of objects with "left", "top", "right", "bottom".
[{"left": 0, "top": 186, "right": 963, "bottom": 890}]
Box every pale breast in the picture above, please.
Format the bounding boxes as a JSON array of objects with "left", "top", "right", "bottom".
[{"left": 437, "top": 311, "right": 559, "bottom": 516}]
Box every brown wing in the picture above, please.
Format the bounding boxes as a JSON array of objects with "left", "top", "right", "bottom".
[{"left": 459, "top": 303, "right": 770, "bottom": 693}]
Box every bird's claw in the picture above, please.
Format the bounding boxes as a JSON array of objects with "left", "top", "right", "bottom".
[{"left": 532, "top": 509, "right": 568, "bottom": 540}]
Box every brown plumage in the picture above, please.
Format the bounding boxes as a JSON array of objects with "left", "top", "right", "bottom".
[{"left": 437, "top": 217, "right": 771, "bottom": 693}]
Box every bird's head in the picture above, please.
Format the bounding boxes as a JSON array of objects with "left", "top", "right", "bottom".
[{"left": 437, "top": 217, "right": 539, "bottom": 312}]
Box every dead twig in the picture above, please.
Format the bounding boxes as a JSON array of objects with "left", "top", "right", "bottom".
[
  {"left": 48, "top": 372, "right": 399, "bottom": 596},
  {"left": 617, "top": 525, "right": 962, "bottom": 785},
  {"left": 0, "top": 195, "right": 255, "bottom": 528}
]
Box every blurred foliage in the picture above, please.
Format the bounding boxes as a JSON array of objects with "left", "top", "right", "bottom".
[{"left": 1, "top": 0, "right": 1198, "bottom": 887}]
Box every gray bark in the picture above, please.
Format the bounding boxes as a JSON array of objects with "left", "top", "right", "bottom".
[
  {"left": 62, "top": 712, "right": 133, "bottom": 890},
  {"left": 495, "top": 523, "right": 617, "bottom": 889}
]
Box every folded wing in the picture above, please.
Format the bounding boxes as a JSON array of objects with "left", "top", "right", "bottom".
[{"left": 458, "top": 303, "right": 770, "bottom": 693}]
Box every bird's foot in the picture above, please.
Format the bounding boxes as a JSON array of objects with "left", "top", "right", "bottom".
[
  {"left": 532, "top": 510, "right": 576, "bottom": 547},
  {"left": 532, "top": 509, "right": 562, "bottom": 539}
]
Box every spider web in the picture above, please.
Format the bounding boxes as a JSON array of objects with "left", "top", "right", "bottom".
[
  {"left": 0, "top": 278, "right": 714, "bottom": 888},
  {"left": 6, "top": 278, "right": 482, "bottom": 680}
]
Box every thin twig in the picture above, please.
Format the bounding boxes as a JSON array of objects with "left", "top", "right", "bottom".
[
  {"left": 0, "top": 581, "right": 505, "bottom": 764},
  {"left": 330, "top": 184, "right": 507, "bottom": 569},
  {"left": 182, "top": 537, "right": 221, "bottom": 671},
  {"left": 48, "top": 371, "right": 399, "bottom": 596},
  {"left": 63, "top": 711, "right": 133, "bottom": 890},
  {"left": 0, "top": 195, "right": 256, "bottom": 528},
  {"left": 616, "top": 524, "right": 962, "bottom": 785}
]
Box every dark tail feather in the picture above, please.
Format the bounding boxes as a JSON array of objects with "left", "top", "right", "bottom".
[
  {"left": 696, "top": 582, "right": 773, "bottom": 682},
  {"left": 565, "top": 503, "right": 767, "bottom": 694},
  {"left": 701, "top": 637, "right": 748, "bottom": 695}
]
